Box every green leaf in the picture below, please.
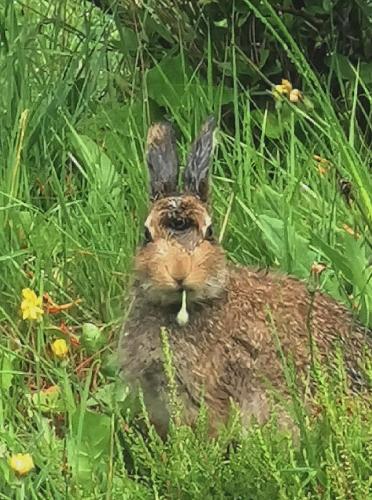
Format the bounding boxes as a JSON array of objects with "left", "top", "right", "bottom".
[
  {"left": 342, "top": 235, "right": 372, "bottom": 325},
  {"left": 101, "top": 352, "right": 119, "bottom": 378},
  {"left": 251, "top": 110, "right": 284, "bottom": 139},
  {"left": 67, "top": 409, "right": 111, "bottom": 485},
  {"left": 86, "top": 381, "right": 128, "bottom": 408},
  {"left": 31, "top": 386, "right": 65, "bottom": 413},
  {"left": 81, "top": 323, "right": 106, "bottom": 355},
  {"left": 326, "top": 54, "right": 355, "bottom": 81},
  {"left": 322, "top": 0, "right": 332, "bottom": 13},
  {"left": 214, "top": 19, "right": 228, "bottom": 28},
  {"left": 14, "top": 210, "right": 32, "bottom": 236},
  {"left": 258, "top": 214, "right": 283, "bottom": 257},
  {"left": 68, "top": 128, "right": 121, "bottom": 207},
  {"left": 144, "top": 17, "right": 174, "bottom": 43},
  {"left": 310, "top": 233, "right": 353, "bottom": 280},
  {"left": 211, "top": 83, "right": 235, "bottom": 107},
  {"left": 113, "top": 27, "right": 138, "bottom": 53},
  {"left": 360, "top": 62, "right": 372, "bottom": 84},
  {"left": 259, "top": 48, "right": 270, "bottom": 69},
  {"left": 146, "top": 55, "right": 192, "bottom": 109},
  {"left": 29, "top": 215, "right": 61, "bottom": 259},
  {"left": 0, "top": 349, "right": 16, "bottom": 392}
]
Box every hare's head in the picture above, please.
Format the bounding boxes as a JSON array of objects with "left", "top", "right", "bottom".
[{"left": 134, "top": 117, "right": 227, "bottom": 306}]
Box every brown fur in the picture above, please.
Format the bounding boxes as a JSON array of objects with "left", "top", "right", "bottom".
[
  {"left": 119, "top": 119, "right": 371, "bottom": 438},
  {"left": 119, "top": 196, "right": 370, "bottom": 438},
  {"left": 147, "top": 123, "right": 169, "bottom": 148}
]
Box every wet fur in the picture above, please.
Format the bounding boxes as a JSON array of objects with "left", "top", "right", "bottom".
[{"left": 119, "top": 119, "right": 371, "bottom": 438}]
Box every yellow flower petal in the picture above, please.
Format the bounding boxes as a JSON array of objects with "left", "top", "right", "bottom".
[
  {"left": 289, "top": 88, "right": 303, "bottom": 103},
  {"left": 30, "top": 309, "right": 38, "bottom": 320},
  {"left": 317, "top": 165, "right": 328, "bottom": 176},
  {"left": 274, "top": 84, "right": 287, "bottom": 95},
  {"left": 9, "top": 453, "right": 34, "bottom": 476},
  {"left": 20, "top": 288, "right": 44, "bottom": 321},
  {"left": 51, "top": 339, "right": 69, "bottom": 359},
  {"left": 274, "top": 79, "right": 293, "bottom": 95},
  {"left": 22, "top": 288, "right": 38, "bottom": 300},
  {"left": 281, "top": 79, "right": 293, "bottom": 94}
]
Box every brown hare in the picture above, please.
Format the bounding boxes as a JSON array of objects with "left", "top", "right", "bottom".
[{"left": 119, "top": 117, "right": 371, "bottom": 438}]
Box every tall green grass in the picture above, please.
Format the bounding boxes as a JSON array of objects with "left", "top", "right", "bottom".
[{"left": 0, "top": 1, "right": 371, "bottom": 497}]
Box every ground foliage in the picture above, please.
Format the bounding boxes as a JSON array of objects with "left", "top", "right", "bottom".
[{"left": 0, "top": 1, "right": 371, "bottom": 498}]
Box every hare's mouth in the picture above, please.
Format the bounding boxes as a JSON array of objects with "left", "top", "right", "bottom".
[
  {"left": 141, "top": 279, "right": 225, "bottom": 307},
  {"left": 144, "top": 285, "right": 196, "bottom": 306}
]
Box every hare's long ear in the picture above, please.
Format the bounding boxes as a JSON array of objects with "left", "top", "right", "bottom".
[
  {"left": 183, "top": 116, "right": 216, "bottom": 202},
  {"left": 146, "top": 122, "right": 179, "bottom": 200}
]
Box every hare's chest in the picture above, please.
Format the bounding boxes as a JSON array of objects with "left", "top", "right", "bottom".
[{"left": 121, "top": 299, "right": 230, "bottom": 390}]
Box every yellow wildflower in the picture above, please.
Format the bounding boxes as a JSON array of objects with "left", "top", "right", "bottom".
[
  {"left": 20, "top": 288, "right": 43, "bottom": 321},
  {"left": 51, "top": 339, "right": 68, "bottom": 359},
  {"left": 313, "top": 155, "right": 331, "bottom": 175},
  {"left": 42, "top": 385, "right": 60, "bottom": 396},
  {"left": 313, "top": 154, "right": 330, "bottom": 164},
  {"left": 274, "top": 78, "right": 293, "bottom": 96},
  {"left": 317, "top": 165, "right": 328, "bottom": 176},
  {"left": 9, "top": 453, "right": 34, "bottom": 476},
  {"left": 281, "top": 79, "right": 292, "bottom": 93},
  {"left": 289, "top": 88, "right": 303, "bottom": 103},
  {"left": 273, "top": 79, "right": 305, "bottom": 105},
  {"left": 274, "top": 84, "right": 286, "bottom": 96}
]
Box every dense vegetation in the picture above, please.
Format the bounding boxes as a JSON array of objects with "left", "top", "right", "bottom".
[{"left": 0, "top": 1, "right": 371, "bottom": 497}]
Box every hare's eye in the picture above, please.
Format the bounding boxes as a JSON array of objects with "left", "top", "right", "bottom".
[
  {"left": 143, "top": 227, "right": 152, "bottom": 244},
  {"left": 205, "top": 225, "right": 214, "bottom": 240}
]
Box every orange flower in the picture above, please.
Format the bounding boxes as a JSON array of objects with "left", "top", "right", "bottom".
[
  {"left": 59, "top": 320, "right": 80, "bottom": 346},
  {"left": 42, "top": 385, "right": 60, "bottom": 396},
  {"left": 43, "top": 292, "right": 81, "bottom": 314},
  {"left": 32, "top": 384, "right": 63, "bottom": 413}
]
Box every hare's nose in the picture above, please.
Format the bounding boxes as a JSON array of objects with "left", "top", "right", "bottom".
[
  {"left": 174, "top": 277, "right": 185, "bottom": 287},
  {"left": 167, "top": 254, "right": 192, "bottom": 287},
  {"left": 169, "top": 269, "right": 189, "bottom": 287}
]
